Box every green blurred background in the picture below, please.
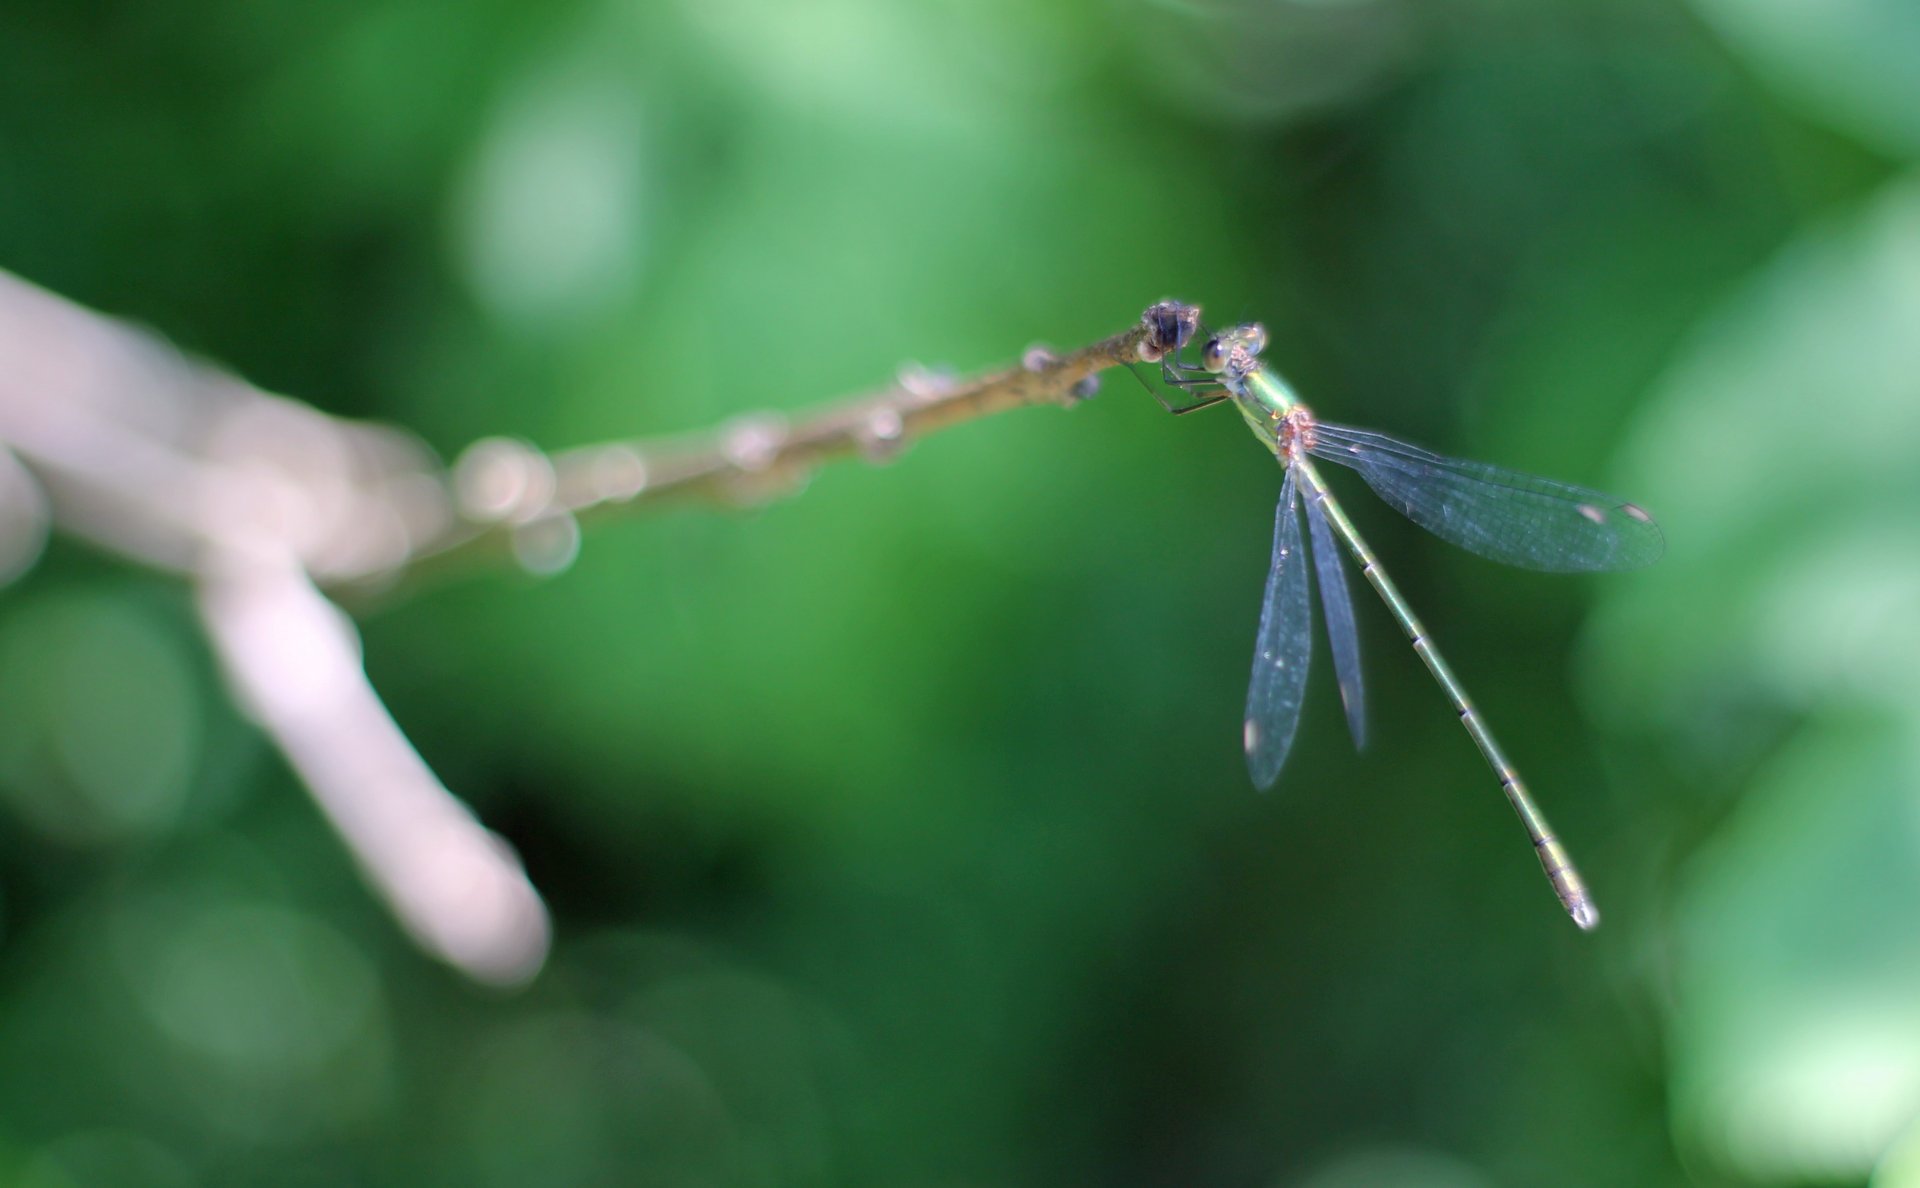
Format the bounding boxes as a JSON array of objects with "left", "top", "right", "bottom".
[{"left": 3, "top": 0, "right": 1919, "bottom": 1184}]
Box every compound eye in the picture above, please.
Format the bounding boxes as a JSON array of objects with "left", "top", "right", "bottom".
[
  {"left": 1242, "top": 323, "right": 1268, "bottom": 355},
  {"left": 1201, "top": 338, "right": 1228, "bottom": 372}
]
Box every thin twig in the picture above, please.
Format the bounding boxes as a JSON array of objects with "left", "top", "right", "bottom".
[{"left": 383, "top": 303, "right": 1196, "bottom": 595}]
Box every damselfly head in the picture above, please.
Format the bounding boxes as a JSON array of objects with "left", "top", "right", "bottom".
[
  {"left": 1140, "top": 300, "right": 1200, "bottom": 361},
  {"left": 1201, "top": 322, "right": 1268, "bottom": 375}
]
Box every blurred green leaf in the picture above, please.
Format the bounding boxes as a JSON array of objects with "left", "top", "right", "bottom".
[
  {"left": 1691, "top": 0, "right": 1920, "bottom": 158},
  {"left": 1593, "top": 173, "right": 1920, "bottom": 1182}
]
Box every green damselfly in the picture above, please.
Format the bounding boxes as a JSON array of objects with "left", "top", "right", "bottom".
[{"left": 1142, "top": 303, "right": 1662, "bottom": 928}]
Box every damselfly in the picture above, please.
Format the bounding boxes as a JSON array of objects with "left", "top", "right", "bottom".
[{"left": 1142, "top": 302, "right": 1662, "bottom": 929}]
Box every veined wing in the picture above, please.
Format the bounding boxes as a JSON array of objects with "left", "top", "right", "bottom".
[
  {"left": 1246, "top": 469, "right": 1312, "bottom": 790},
  {"left": 1307, "top": 423, "right": 1664, "bottom": 573},
  {"left": 1304, "top": 484, "right": 1365, "bottom": 749}
]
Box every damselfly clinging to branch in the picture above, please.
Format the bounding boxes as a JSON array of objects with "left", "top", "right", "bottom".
[{"left": 1145, "top": 304, "right": 1663, "bottom": 929}]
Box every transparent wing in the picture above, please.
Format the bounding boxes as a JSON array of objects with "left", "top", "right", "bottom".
[
  {"left": 1308, "top": 423, "right": 1664, "bottom": 572},
  {"left": 1305, "top": 485, "right": 1365, "bottom": 750},
  {"left": 1246, "top": 469, "right": 1312, "bottom": 790}
]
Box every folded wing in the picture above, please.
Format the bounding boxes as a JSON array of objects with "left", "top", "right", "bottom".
[
  {"left": 1304, "top": 484, "right": 1365, "bottom": 750},
  {"left": 1246, "top": 469, "right": 1313, "bottom": 790}
]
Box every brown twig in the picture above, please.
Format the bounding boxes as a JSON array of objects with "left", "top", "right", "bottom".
[{"left": 381, "top": 302, "right": 1196, "bottom": 596}]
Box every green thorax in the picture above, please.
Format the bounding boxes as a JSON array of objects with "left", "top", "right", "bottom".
[{"left": 1228, "top": 363, "right": 1305, "bottom": 457}]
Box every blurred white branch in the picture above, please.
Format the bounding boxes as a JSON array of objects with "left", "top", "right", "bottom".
[
  {"left": 0, "top": 267, "right": 546, "bottom": 986},
  {"left": 0, "top": 265, "right": 1190, "bottom": 984},
  {"left": 199, "top": 547, "right": 547, "bottom": 985}
]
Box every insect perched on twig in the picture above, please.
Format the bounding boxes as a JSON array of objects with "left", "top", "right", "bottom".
[{"left": 1145, "top": 304, "right": 1663, "bottom": 928}]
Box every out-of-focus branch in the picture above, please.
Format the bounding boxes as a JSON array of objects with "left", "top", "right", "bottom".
[
  {"left": 0, "top": 267, "right": 545, "bottom": 986},
  {"left": 0, "top": 264, "right": 1196, "bottom": 984},
  {"left": 198, "top": 547, "right": 547, "bottom": 985}
]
